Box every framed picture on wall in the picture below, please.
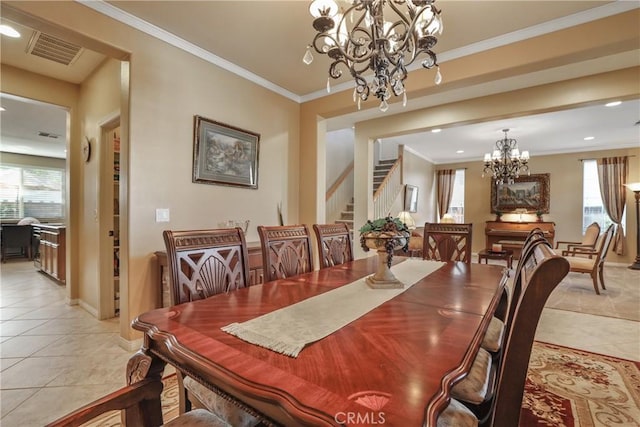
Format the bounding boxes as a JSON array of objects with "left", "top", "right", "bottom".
[
  {"left": 192, "top": 115, "right": 260, "bottom": 189},
  {"left": 491, "top": 173, "right": 550, "bottom": 213},
  {"left": 404, "top": 184, "right": 419, "bottom": 213}
]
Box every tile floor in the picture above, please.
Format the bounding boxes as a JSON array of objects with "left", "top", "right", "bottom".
[{"left": 1, "top": 259, "right": 639, "bottom": 426}]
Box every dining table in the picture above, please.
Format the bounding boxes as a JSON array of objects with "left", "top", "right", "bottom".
[{"left": 130, "top": 256, "right": 506, "bottom": 426}]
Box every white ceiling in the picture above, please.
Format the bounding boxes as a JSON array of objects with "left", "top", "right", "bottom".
[{"left": 0, "top": 0, "right": 638, "bottom": 162}]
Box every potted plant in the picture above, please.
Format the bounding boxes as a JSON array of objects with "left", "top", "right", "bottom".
[
  {"left": 359, "top": 217, "right": 410, "bottom": 288},
  {"left": 495, "top": 211, "right": 503, "bottom": 222},
  {"left": 536, "top": 210, "right": 544, "bottom": 222}
]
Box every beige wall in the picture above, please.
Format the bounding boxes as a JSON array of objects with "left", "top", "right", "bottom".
[
  {"left": 0, "top": 152, "right": 66, "bottom": 169},
  {"left": 439, "top": 147, "right": 640, "bottom": 265},
  {"left": 77, "top": 58, "right": 122, "bottom": 315},
  {"left": 401, "top": 147, "right": 437, "bottom": 227}
]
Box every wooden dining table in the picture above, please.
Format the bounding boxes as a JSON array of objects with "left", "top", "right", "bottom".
[{"left": 130, "top": 257, "right": 505, "bottom": 426}]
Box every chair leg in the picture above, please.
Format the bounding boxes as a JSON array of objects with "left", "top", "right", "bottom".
[
  {"left": 591, "top": 271, "right": 600, "bottom": 295},
  {"left": 599, "top": 265, "right": 606, "bottom": 290},
  {"left": 177, "top": 372, "right": 191, "bottom": 414}
]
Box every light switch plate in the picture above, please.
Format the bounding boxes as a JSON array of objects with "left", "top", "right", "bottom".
[{"left": 155, "top": 208, "right": 170, "bottom": 222}]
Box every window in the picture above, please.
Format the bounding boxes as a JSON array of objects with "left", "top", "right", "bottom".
[
  {"left": 0, "top": 165, "right": 65, "bottom": 220},
  {"left": 582, "top": 160, "right": 621, "bottom": 233},
  {"left": 447, "top": 169, "right": 465, "bottom": 223}
]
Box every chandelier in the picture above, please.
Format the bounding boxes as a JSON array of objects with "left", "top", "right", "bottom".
[
  {"left": 482, "top": 129, "right": 531, "bottom": 185},
  {"left": 304, "top": 0, "right": 443, "bottom": 112}
]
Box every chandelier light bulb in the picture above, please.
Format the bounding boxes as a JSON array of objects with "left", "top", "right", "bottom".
[
  {"left": 434, "top": 67, "right": 442, "bottom": 85},
  {"left": 309, "top": 0, "right": 338, "bottom": 18}
]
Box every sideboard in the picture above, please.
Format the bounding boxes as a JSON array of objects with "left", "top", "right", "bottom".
[
  {"left": 154, "top": 241, "right": 264, "bottom": 308},
  {"left": 485, "top": 221, "right": 555, "bottom": 259}
]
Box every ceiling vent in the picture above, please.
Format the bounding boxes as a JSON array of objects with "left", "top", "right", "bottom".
[
  {"left": 38, "top": 131, "right": 60, "bottom": 139},
  {"left": 26, "top": 31, "right": 83, "bottom": 66}
]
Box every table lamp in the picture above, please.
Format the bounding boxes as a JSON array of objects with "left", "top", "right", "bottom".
[
  {"left": 624, "top": 182, "right": 640, "bottom": 270},
  {"left": 397, "top": 211, "right": 416, "bottom": 229}
]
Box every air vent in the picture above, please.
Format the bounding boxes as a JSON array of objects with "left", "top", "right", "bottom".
[
  {"left": 26, "top": 31, "right": 83, "bottom": 65},
  {"left": 38, "top": 131, "right": 60, "bottom": 139}
]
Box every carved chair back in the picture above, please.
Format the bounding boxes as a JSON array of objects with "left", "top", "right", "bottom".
[
  {"left": 163, "top": 228, "right": 250, "bottom": 306},
  {"left": 313, "top": 223, "right": 353, "bottom": 269},
  {"left": 490, "top": 242, "right": 570, "bottom": 427},
  {"left": 594, "top": 224, "right": 615, "bottom": 268},
  {"left": 583, "top": 221, "right": 601, "bottom": 246},
  {"left": 422, "top": 223, "right": 473, "bottom": 264},
  {"left": 258, "top": 225, "right": 314, "bottom": 282}
]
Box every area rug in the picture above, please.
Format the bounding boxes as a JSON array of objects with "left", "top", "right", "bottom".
[
  {"left": 520, "top": 341, "right": 640, "bottom": 427},
  {"left": 84, "top": 375, "right": 179, "bottom": 427},
  {"left": 544, "top": 266, "right": 640, "bottom": 321}
]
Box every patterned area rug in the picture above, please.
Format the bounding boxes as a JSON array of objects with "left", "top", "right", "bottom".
[
  {"left": 520, "top": 342, "right": 640, "bottom": 427},
  {"left": 84, "top": 375, "right": 179, "bottom": 427}
]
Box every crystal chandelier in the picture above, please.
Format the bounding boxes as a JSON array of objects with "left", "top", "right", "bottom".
[
  {"left": 304, "top": 0, "right": 443, "bottom": 112},
  {"left": 482, "top": 129, "right": 531, "bottom": 185}
]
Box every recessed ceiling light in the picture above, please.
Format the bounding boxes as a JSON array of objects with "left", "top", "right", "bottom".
[
  {"left": 584, "top": 136, "right": 595, "bottom": 141},
  {"left": 0, "top": 25, "right": 20, "bottom": 38},
  {"left": 456, "top": 150, "right": 464, "bottom": 154},
  {"left": 605, "top": 101, "right": 622, "bottom": 107},
  {"left": 431, "top": 128, "right": 442, "bottom": 133},
  {"left": 0, "top": 107, "right": 5, "bottom": 112}
]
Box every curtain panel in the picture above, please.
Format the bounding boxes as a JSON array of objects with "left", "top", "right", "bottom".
[
  {"left": 436, "top": 169, "right": 456, "bottom": 220},
  {"left": 597, "top": 156, "right": 628, "bottom": 255}
]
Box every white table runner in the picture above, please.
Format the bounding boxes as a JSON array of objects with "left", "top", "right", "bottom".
[{"left": 221, "top": 259, "right": 445, "bottom": 357}]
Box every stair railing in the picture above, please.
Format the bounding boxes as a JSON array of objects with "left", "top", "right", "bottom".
[
  {"left": 373, "top": 156, "right": 403, "bottom": 219},
  {"left": 326, "top": 161, "right": 354, "bottom": 224}
]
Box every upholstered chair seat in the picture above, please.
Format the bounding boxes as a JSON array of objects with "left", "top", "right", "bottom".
[
  {"left": 450, "top": 348, "right": 493, "bottom": 406},
  {"left": 481, "top": 316, "right": 505, "bottom": 353},
  {"left": 182, "top": 377, "right": 261, "bottom": 426},
  {"left": 437, "top": 398, "right": 478, "bottom": 427},
  {"left": 163, "top": 409, "right": 228, "bottom": 427}
]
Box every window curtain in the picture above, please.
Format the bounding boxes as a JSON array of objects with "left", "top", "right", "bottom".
[
  {"left": 597, "top": 156, "right": 628, "bottom": 255},
  {"left": 436, "top": 169, "right": 456, "bottom": 220}
]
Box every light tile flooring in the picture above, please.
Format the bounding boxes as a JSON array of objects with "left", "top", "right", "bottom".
[{"left": 1, "top": 259, "right": 639, "bottom": 426}]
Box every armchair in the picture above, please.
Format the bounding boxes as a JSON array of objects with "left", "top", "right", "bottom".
[
  {"left": 563, "top": 224, "right": 614, "bottom": 294},
  {"left": 556, "top": 221, "right": 600, "bottom": 256}
]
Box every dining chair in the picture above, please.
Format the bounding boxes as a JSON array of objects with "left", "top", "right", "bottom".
[
  {"left": 44, "top": 378, "right": 228, "bottom": 427},
  {"left": 258, "top": 224, "right": 314, "bottom": 282},
  {"left": 489, "top": 241, "right": 570, "bottom": 427},
  {"left": 163, "top": 228, "right": 251, "bottom": 305},
  {"left": 422, "top": 223, "right": 473, "bottom": 264},
  {"left": 556, "top": 221, "right": 600, "bottom": 256},
  {"left": 312, "top": 223, "right": 353, "bottom": 269},
  {"left": 563, "top": 224, "right": 615, "bottom": 294},
  {"left": 162, "top": 228, "right": 260, "bottom": 426},
  {"left": 449, "top": 235, "right": 569, "bottom": 426}
]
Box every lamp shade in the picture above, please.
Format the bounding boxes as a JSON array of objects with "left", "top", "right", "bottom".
[
  {"left": 397, "top": 211, "right": 416, "bottom": 229},
  {"left": 624, "top": 182, "right": 640, "bottom": 192}
]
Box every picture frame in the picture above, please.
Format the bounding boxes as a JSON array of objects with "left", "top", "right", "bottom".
[
  {"left": 193, "top": 116, "right": 260, "bottom": 189},
  {"left": 404, "top": 184, "right": 419, "bottom": 213},
  {"left": 491, "top": 173, "right": 550, "bottom": 213}
]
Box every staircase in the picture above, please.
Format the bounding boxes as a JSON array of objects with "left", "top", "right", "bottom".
[
  {"left": 334, "top": 198, "right": 354, "bottom": 230},
  {"left": 373, "top": 159, "right": 397, "bottom": 194}
]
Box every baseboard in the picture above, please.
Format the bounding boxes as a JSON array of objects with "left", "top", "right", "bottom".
[
  {"left": 605, "top": 261, "right": 633, "bottom": 268},
  {"left": 78, "top": 300, "right": 99, "bottom": 317},
  {"left": 120, "top": 336, "right": 143, "bottom": 352},
  {"left": 66, "top": 297, "right": 79, "bottom": 306}
]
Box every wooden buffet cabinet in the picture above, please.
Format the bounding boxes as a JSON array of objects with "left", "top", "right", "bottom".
[
  {"left": 34, "top": 224, "right": 66, "bottom": 283},
  {"left": 485, "top": 221, "right": 555, "bottom": 259},
  {"left": 154, "top": 242, "right": 264, "bottom": 308}
]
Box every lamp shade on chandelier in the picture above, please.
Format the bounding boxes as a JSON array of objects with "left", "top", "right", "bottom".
[
  {"left": 305, "top": 0, "right": 443, "bottom": 112},
  {"left": 482, "top": 129, "right": 531, "bottom": 185}
]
